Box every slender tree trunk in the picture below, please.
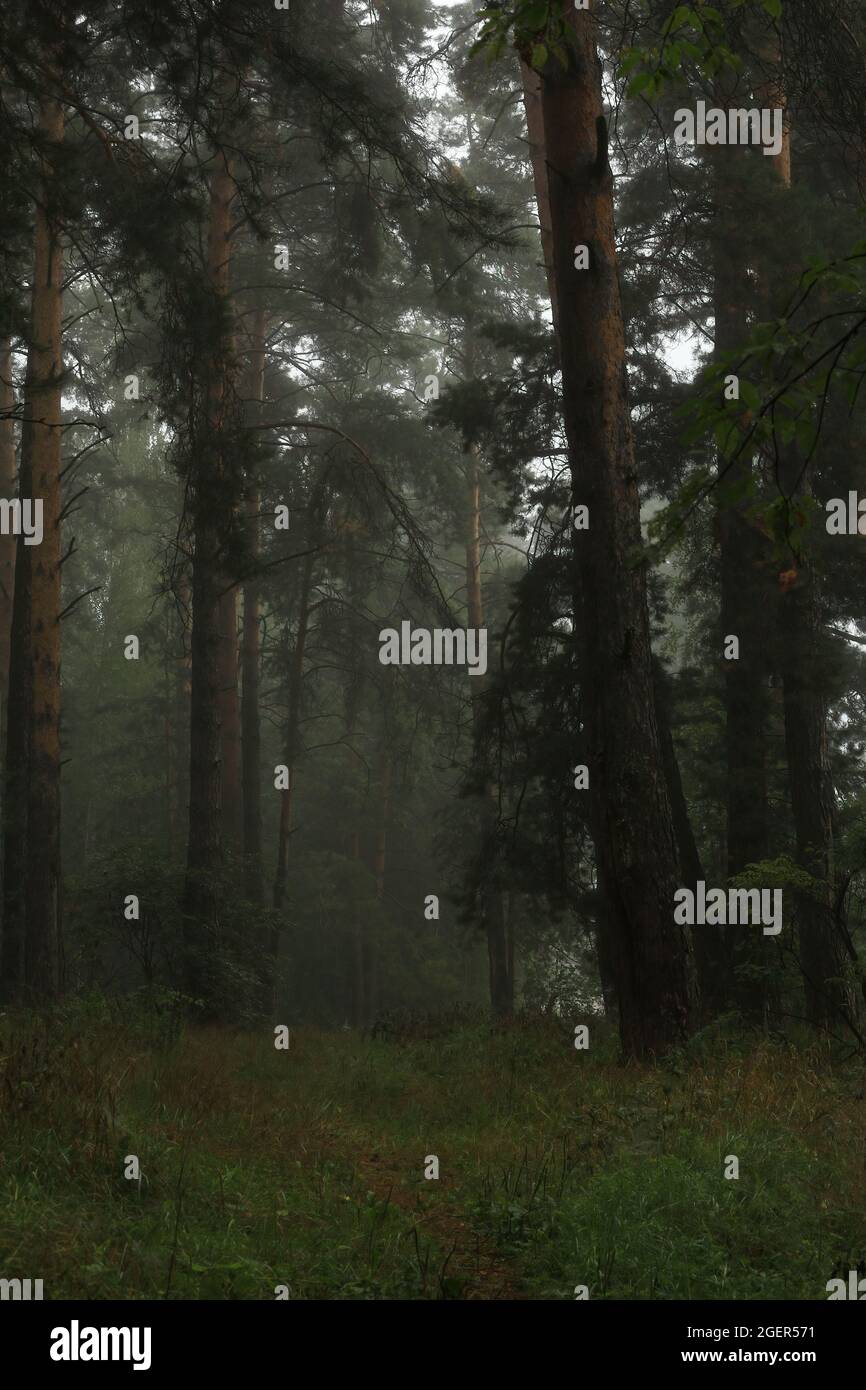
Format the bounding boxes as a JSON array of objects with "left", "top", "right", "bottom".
[
  {"left": 594, "top": 897, "right": 617, "bottom": 1015},
  {"left": 2, "top": 515, "right": 29, "bottom": 1000},
  {"left": 337, "top": 524, "right": 370, "bottom": 1029},
  {"left": 349, "top": 820, "right": 365, "bottom": 1029},
  {"left": 781, "top": 571, "right": 856, "bottom": 1026},
  {"left": 365, "top": 747, "right": 390, "bottom": 1026},
  {"left": 218, "top": 589, "right": 242, "bottom": 852},
  {"left": 520, "top": 59, "right": 559, "bottom": 333},
  {"left": 0, "top": 336, "right": 17, "bottom": 746},
  {"left": 242, "top": 301, "right": 266, "bottom": 903},
  {"left": 709, "top": 79, "right": 772, "bottom": 1022},
  {"left": 757, "top": 62, "right": 858, "bottom": 1030},
  {"left": 0, "top": 331, "right": 16, "bottom": 988},
  {"left": 653, "top": 659, "right": 725, "bottom": 1017},
  {"left": 174, "top": 564, "right": 192, "bottom": 856},
  {"left": 182, "top": 141, "right": 237, "bottom": 997},
  {"left": 528, "top": 6, "right": 691, "bottom": 1057},
  {"left": 343, "top": 686, "right": 365, "bottom": 1030},
  {"left": 212, "top": 120, "right": 255, "bottom": 861},
  {"left": 465, "top": 444, "right": 512, "bottom": 1016},
  {"left": 4, "top": 92, "right": 66, "bottom": 1003},
  {"left": 269, "top": 505, "right": 323, "bottom": 1011},
  {"left": 164, "top": 675, "right": 176, "bottom": 850},
  {"left": 271, "top": 545, "right": 316, "bottom": 913}
]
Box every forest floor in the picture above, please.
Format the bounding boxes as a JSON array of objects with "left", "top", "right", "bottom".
[{"left": 1, "top": 1005, "right": 866, "bottom": 1300}]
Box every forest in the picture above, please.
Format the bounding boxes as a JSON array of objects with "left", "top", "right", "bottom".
[{"left": 1, "top": 0, "right": 866, "bottom": 1308}]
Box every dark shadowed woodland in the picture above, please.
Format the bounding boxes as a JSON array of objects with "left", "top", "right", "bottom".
[{"left": 1, "top": 0, "right": 866, "bottom": 1302}]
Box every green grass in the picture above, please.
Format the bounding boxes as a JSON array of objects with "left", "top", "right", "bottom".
[{"left": 1, "top": 1002, "right": 865, "bottom": 1299}]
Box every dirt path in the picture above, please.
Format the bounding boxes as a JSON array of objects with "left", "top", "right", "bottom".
[{"left": 358, "top": 1150, "right": 525, "bottom": 1300}]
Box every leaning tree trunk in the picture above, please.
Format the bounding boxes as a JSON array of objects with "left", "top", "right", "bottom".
[
  {"left": 3, "top": 91, "right": 66, "bottom": 1002},
  {"left": 526, "top": 3, "right": 692, "bottom": 1057}
]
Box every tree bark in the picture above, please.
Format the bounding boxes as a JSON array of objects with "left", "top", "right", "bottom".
[
  {"left": 757, "top": 58, "right": 859, "bottom": 1031},
  {"left": 182, "top": 140, "right": 237, "bottom": 998},
  {"left": 349, "top": 819, "right": 365, "bottom": 1029},
  {"left": 653, "top": 659, "right": 725, "bottom": 1018},
  {"left": 218, "top": 589, "right": 242, "bottom": 852},
  {"left": 781, "top": 572, "right": 856, "bottom": 1027},
  {"left": 272, "top": 543, "right": 316, "bottom": 914},
  {"left": 519, "top": 59, "right": 559, "bottom": 333},
  {"left": 367, "top": 747, "right": 390, "bottom": 1025},
  {"left": 709, "top": 78, "right": 772, "bottom": 1022},
  {"left": 0, "top": 331, "right": 16, "bottom": 990},
  {"left": 527, "top": 5, "right": 692, "bottom": 1057},
  {"left": 174, "top": 562, "right": 192, "bottom": 852},
  {"left": 0, "top": 336, "right": 17, "bottom": 745},
  {"left": 242, "top": 301, "right": 267, "bottom": 903},
  {"left": 3, "top": 92, "right": 66, "bottom": 1002},
  {"left": 466, "top": 443, "right": 513, "bottom": 1017}
]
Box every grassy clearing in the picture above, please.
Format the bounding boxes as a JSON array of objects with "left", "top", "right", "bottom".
[{"left": 1, "top": 1002, "right": 865, "bottom": 1299}]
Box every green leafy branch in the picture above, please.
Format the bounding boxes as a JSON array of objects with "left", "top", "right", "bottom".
[
  {"left": 620, "top": 0, "right": 782, "bottom": 101},
  {"left": 471, "top": 0, "right": 782, "bottom": 83},
  {"left": 645, "top": 229, "right": 866, "bottom": 561},
  {"left": 471, "top": 2, "right": 577, "bottom": 70}
]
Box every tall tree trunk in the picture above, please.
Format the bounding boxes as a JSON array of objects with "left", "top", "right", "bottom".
[
  {"left": 466, "top": 443, "right": 512, "bottom": 1016},
  {"left": 242, "top": 301, "right": 267, "bottom": 903},
  {"left": 0, "top": 335, "right": 17, "bottom": 750},
  {"left": 343, "top": 691, "right": 365, "bottom": 1031},
  {"left": 653, "top": 659, "right": 725, "bottom": 1018},
  {"left": 593, "top": 897, "right": 617, "bottom": 1016},
  {"left": 519, "top": 59, "right": 559, "bottom": 333},
  {"left": 2, "top": 529, "right": 28, "bottom": 999},
  {"left": 337, "top": 522, "right": 370, "bottom": 1029},
  {"left": 528, "top": 6, "right": 691, "bottom": 1057},
  {"left": 366, "top": 747, "right": 390, "bottom": 1026},
  {"left": 271, "top": 544, "right": 316, "bottom": 913},
  {"left": 781, "top": 571, "right": 856, "bottom": 1027},
  {"left": 182, "top": 140, "right": 237, "bottom": 998},
  {"left": 526, "top": 56, "right": 700, "bottom": 1023},
  {"left": 4, "top": 92, "right": 66, "bottom": 1003},
  {"left": 269, "top": 497, "right": 324, "bottom": 1012},
  {"left": 757, "top": 58, "right": 858, "bottom": 1031},
  {"left": 174, "top": 563, "right": 192, "bottom": 856},
  {"left": 164, "top": 667, "right": 176, "bottom": 850},
  {"left": 0, "top": 330, "right": 16, "bottom": 989},
  {"left": 710, "top": 80, "right": 772, "bottom": 1023},
  {"left": 218, "top": 589, "right": 242, "bottom": 851},
  {"left": 349, "top": 819, "right": 365, "bottom": 1029}
]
